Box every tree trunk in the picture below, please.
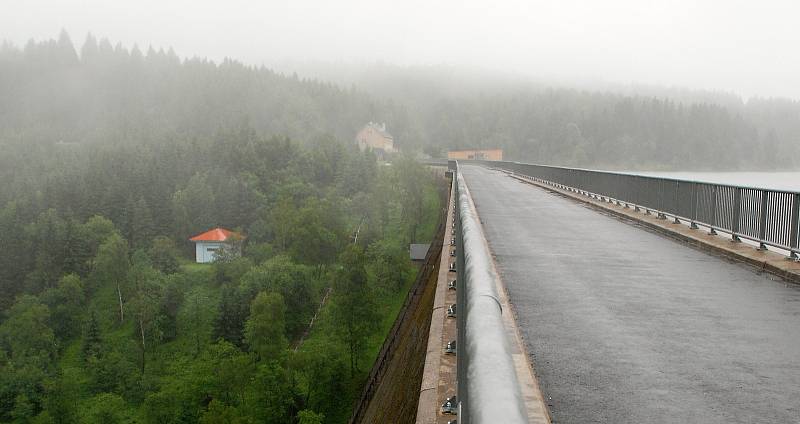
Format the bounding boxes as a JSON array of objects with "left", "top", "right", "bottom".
[
  {"left": 139, "top": 318, "right": 146, "bottom": 374},
  {"left": 193, "top": 298, "right": 201, "bottom": 358},
  {"left": 350, "top": 342, "right": 356, "bottom": 377},
  {"left": 116, "top": 283, "right": 124, "bottom": 322}
]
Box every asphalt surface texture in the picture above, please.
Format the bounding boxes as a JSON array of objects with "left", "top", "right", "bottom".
[{"left": 461, "top": 165, "right": 800, "bottom": 424}]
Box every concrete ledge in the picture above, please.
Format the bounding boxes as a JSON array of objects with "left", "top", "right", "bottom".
[
  {"left": 416, "top": 178, "right": 457, "bottom": 424},
  {"left": 505, "top": 172, "right": 800, "bottom": 285}
]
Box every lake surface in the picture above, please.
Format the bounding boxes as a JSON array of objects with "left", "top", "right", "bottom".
[{"left": 626, "top": 171, "right": 800, "bottom": 192}]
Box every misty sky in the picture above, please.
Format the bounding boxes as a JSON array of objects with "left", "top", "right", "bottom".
[{"left": 3, "top": 0, "right": 799, "bottom": 99}]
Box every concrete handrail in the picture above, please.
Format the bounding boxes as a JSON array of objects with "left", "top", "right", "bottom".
[{"left": 455, "top": 167, "right": 527, "bottom": 424}]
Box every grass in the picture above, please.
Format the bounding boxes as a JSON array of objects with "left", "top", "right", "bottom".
[{"left": 180, "top": 262, "right": 212, "bottom": 274}]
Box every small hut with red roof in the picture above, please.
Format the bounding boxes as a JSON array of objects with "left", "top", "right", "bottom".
[{"left": 189, "top": 227, "right": 244, "bottom": 263}]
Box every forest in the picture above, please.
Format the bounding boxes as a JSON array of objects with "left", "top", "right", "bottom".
[
  {"left": 0, "top": 125, "right": 443, "bottom": 423},
  {"left": 1, "top": 30, "right": 799, "bottom": 423},
  {"left": 2, "top": 31, "right": 800, "bottom": 172},
  {"left": 0, "top": 33, "right": 445, "bottom": 423}
]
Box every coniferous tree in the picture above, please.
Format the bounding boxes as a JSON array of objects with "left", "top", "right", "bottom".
[
  {"left": 92, "top": 233, "right": 130, "bottom": 322},
  {"left": 130, "top": 196, "right": 155, "bottom": 250},
  {"left": 244, "top": 291, "right": 288, "bottom": 361},
  {"left": 213, "top": 286, "right": 249, "bottom": 348},
  {"left": 330, "top": 246, "right": 379, "bottom": 375},
  {"left": 82, "top": 310, "right": 103, "bottom": 363}
]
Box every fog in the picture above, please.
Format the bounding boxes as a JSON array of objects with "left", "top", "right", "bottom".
[{"left": 3, "top": 0, "right": 800, "bottom": 99}]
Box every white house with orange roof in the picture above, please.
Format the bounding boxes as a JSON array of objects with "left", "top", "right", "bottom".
[{"left": 189, "top": 227, "right": 244, "bottom": 263}]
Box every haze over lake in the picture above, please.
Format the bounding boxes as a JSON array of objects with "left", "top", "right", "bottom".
[{"left": 634, "top": 172, "right": 800, "bottom": 192}]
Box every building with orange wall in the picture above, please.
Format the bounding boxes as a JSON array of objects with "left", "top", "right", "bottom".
[
  {"left": 447, "top": 148, "right": 503, "bottom": 161},
  {"left": 355, "top": 122, "right": 395, "bottom": 155}
]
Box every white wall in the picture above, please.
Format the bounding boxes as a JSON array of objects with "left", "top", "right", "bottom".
[{"left": 194, "top": 242, "right": 228, "bottom": 263}]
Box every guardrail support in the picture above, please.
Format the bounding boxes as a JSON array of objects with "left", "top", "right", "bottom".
[
  {"left": 709, "top": 186, "right": 718, "bottom": 235},
  {"left": 758, "top": 192, "right": 769, "bottom": 250},
  {"left": 732, "top": 188, "right": 742, "bottom": 242},
  {"left": 690, "top": 183, "right": 699, "bottom": 229},
  {"left": 790, "top": 194, "right": 800, "bottom": 260},
  {"left": 673, "top": 181, "right": 681, "bottom": 224}
]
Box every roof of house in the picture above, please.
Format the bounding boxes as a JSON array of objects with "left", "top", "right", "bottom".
[
  {"left": 362, "top": 122, "right": 394, "bottom": 140},
  {"left": 189, "top": 227, "right": 241, "bottom": 242},
  {"left": 410, "top": 243, "right": 431, "bottom": 261}
]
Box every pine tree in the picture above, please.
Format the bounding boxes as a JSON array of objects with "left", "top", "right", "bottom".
[
  {"left": 62, "top": 219, "right": 92, "bottom": 277},
  {"left": 82, "top": 310, "right": 103, "bottom": 362},
  {"left": 80, "top": 33, "right": 98, "bottom": 62},
  {"left": 213, "top": 286, "right": 248, "bottom": 348},
  {"left": 130, "top": 196, "right": 155, "bottom": 249},
  {"left": 56, "top": 29, "right": 79, "bottom": 66}
]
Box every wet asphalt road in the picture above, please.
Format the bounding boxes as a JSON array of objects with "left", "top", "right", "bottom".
[{"left": 461, "top": 165, "right": 800, "bottom": 424}]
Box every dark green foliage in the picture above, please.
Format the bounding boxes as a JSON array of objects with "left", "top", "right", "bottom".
[
  {"left": 38, "top": 368, "right": 81, "bottom": 424},
  {"left": 87, "top": 346, "right": 140, "bottom": 398},
  {"left": 292, "top": 345, "right": 350, "bottom": 421},
  {"left": 213, "top": 286, "right": 250, "bottom": 348},
  {"left": 82, "top": 311, "right": 102, "bottom": 363},
  {"left": 91, "top": 233, "right": 130, "bottom": 322},
  {"left": 160, "top": 276, "right": 185, "bottom": 342},
  {"left": 330, "top": 247, "right": 380, "bottom": 375},
  {"left": 148, "top": 236, "right": 181, "bottom": 274},
  {"left": 129, "top": 196, "right": 156, "bottom": 250},
  {"left": 0, "top": 203, "right": 34, "bottom": 311},
  {"left": 41, "top": 274, "right": 85, "bottom": 340},
  {"left": 367, "top": 239, "right": 412, "bottom": 293},
  {"left": 0, "top": 32, "right": 447, "bottom": 423},
  {"left": 181, "top": 291, "right": 214, "bottom": 359},
  {"left": 213, "top": 256, "right": 253, "bottom": 286},
  {"left": 298, "top": 409, "right": 325, "bottom": 424},
  {"left": 127, "top": 250, "right": 166, "bottom": 374},
  {"left": 61, "top": 219, "right": 92, "bottom": 277},
  {"left": 25, "top": 210, "right": 68, "bottom": 294},
  {"left": 0, "top": 295, "right": 56, "bottom": 366},
  {"left": 81, "top": 393, "right": 127, "bottom": 424},
  {"left": 0, "top": 295, "right": 57, "bottom": 420},
  {"left": 244, "top": 292, "right": 288, "bottom": 361},
  {"left": 247, "top": 361, "right": 294, "bottom": 422},
  {"left": 239, "top": 256, "right": 316, "bottom": 339}
]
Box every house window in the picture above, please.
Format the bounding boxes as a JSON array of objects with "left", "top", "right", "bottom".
[{"left": 207, "top": 247, "right": 219, "bottom": 252}]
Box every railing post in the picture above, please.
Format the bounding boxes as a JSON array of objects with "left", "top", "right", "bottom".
[
  {"left": 732, "top": 188, "right": 742, "bottom": 242},
  {"left": 757, "top": 191, "right": 769, "bottom": 250},
  {"left": 709, "top": 186, "right": 718, "bottom": 235},
  {"left": 790, "top": 193, "right": 799, "bottom": 260},
  {"left": 690, "top": 182, "right": 699, "bottom": 229},
  {"left": 672, "top": 181, "right": 680, "bottom": 224}
]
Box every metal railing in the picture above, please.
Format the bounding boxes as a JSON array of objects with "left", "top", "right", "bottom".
[
  {"left": 475, "top": 160, "right": 800, "bottom": 259},
  {"left": 451, "top": 160, "right": 528, "bottom": 424}
]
